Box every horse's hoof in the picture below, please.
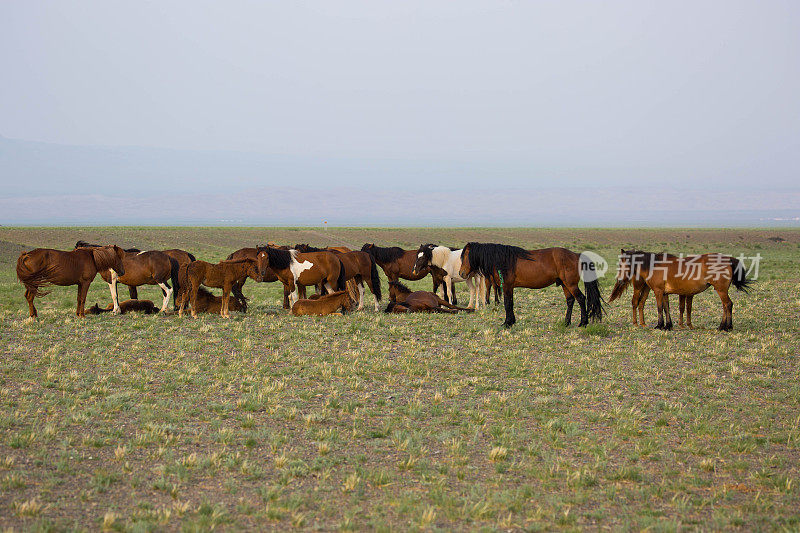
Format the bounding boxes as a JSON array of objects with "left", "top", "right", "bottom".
[{"left": 665, "top": 323, "right": 673, "bottom": 331}]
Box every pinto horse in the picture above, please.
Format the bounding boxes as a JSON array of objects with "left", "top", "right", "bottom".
[
  {"left": 609, "top": 250, "right": 751, "bottom": 331},
  {"left": 75, "top": 241, "right": 178, "bottom": 314},
  {"left": 16, "top": 245, "right": 125, "bottom": 318},
  {"left": 459, "top": 243, "right": 604, "bottom": 328},
  {"left": 227, "top": 247, "right": 292, "bottom": 310},
  {"left": 256, "top": 246, "right": 346, "bottom": 308},
  {"left": 385, "top": 281, "right": 474, "bottom": 313},
  {"left": 361, "top": 243, "right": 449, "bottom": 300},
  {"left": 413, "top": 244, "right": 487, "bottom": 309},
  {"left": 177, "top": 258, "right": 262, "bottom": 318},
  {"left": 296, "top": 244, "right": 382, "bottom": 311}
]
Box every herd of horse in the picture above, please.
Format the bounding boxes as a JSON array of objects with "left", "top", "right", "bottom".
[{"left": 15, "top": 240, "right": 751, "bottom": 330}]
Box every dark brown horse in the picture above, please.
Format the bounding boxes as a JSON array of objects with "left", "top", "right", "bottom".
[
  {"left": 88, "top": 299, "right": 158, "bottom": 315},
  {"left": 459, "top": 242, "right": 604, "bottom": 328},
  {"left": 385, "top": 281, "right": 474, "bottom": 313},
  {"left": 291, "top": 290, "right": 356, "bottom": 316},
  {"left": 256, "top": 246, "right": 346, "bottom": 308},
  {"left": 609, "top": 250, "right": 751, "bottom": 331},
  {"left": 361, "top": 243, "right": 448, "bottom": 299},
  {"left": 227, "top": 247, "right": 292, "bottom": 310},
  {"left": 296, "top": 244, "right": 382, "bottom": 310},
  {"left": 75, "top": 241, "right": 178, "bottom": 314},
  {"left": 17, "top": 245, "right": 125, "bottom": 318},
  {"left": 177, "top": 258, "right": 262, "bottom": 318}
]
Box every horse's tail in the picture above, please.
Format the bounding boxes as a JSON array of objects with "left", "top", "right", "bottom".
[
  {"left": 608, "top": 278, "right": 630, "bottom": 302},
  {"left": 16, "top": 252, "right": 53, "bottom": 297},
  {"left": 336, "top": 257, "right": 347, "bottom": 291},
  {"left": 730, "top": 257, "right": 752, "bottom": 292},
  {"left": 368, "top": 254, "right": 382, "bottom": 301},
  {"left": 169, "top": 257, "right": 181, "bottom": 307},
  {"left": 584, "top": 278, "right": 605, "bottom": 321}
]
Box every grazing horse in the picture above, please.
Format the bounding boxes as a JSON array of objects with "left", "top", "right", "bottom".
[
  {"left": 361, "top": 243, "right": 449, "bottom": 299},
  {"left": 291, "top": 291, "right": 356, "bottom": 316},
  {"left": 75, "top": 241, "right": 177, "bottom": 314},
  {"left": 296, "top": 244, "right": 382, "bottom": 311},
  {"left": 609, "top": 250, "right": 751, "bottom": 331},
  {"left": 255, "top": 247, "right": 346, "bottom": 308},
  {"left": 459, "top": 243, "right": 605, "bottom": 328},
  {"left": 16, "top": 245, "right": 125, "bottom": 318},
  {"left": 88, "top": 299, "right": 158, "bottom": 315},
  {"left": 413, "top": 244, "right": 487, "bottom": 309},
  {"left": 385, "top": 281, "right": 474, "bottom": 313},
  {"left": 178, "top": 259, "right": 262, "bottom": 318},
  {"left": 227, "top": 247, "right": 292, "bottom": 310}
]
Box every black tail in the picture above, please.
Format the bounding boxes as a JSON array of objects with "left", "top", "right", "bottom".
[
  {"left": 169, "top": 258, "right": 181, "bottom": 308},
  {"left": 187, "top": 252, "right": 196, "bottom": 262},
  {"left": 584, "top": 278, "right": 605, "bottom": 322},
  {"left": 368, "top": 255, "right": 382, "bottom": 301},
  {"left": 731, "top": 258, "right": 752, "bottom": 292},
  {"left": 336, "top": 257, "right": 347, "bottom": 291}
]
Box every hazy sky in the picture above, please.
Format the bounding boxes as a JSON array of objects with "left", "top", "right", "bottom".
[{"left": 2, "top": 1, "right": 799, "bottom": 190}]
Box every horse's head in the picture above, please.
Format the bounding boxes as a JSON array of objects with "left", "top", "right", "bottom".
[
  {"left": 256, "top": 248, "right": 270, "bottom": 278},
  {"left": 609, "top": 249, "right": 635, "bottom": 302},
  {"left": 246, "top": 259, "right": 263, "bottom": 283},
  {"left": 361, "top": 243, "right": 374, "bottom": 254},
  {"left": 458, "top": 243, "right": 473, "bottom": 279},
  {"left": 412, "top": 244, "right": 435, "bottom": 275}
]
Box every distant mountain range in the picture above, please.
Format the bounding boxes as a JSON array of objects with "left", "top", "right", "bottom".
[{"left": 1, "top": 135, "right": 798, "bottom": 226}]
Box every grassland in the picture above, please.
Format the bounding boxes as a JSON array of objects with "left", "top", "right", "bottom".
[{"left": 0, "top": 227, "right": 798, "bottom": 531}]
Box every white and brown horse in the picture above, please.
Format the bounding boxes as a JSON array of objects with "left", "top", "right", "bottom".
[
  {"left": 256, "top": 247, "right": 346, "bottom": 308},
  {"left": 295, "top": 244, "right": 382, "bottom": 311}
]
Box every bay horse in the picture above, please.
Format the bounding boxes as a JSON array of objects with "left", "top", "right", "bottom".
[
  {"left": 296, "top": 244, "right": 382, "bottom": 311},
  {"left": 88, "top": 299, "right": 158, "bottom": 315},
  {"left": 255, "top": 246, "right": 346, "bottom": 308},
  {"left": 187, "top": 287, "right": 245, "bottom": 315},
  {"left": 177, "top": 258, "right": 262, "bottom": 318},
  {"left": 413, "top": 244, "right": 487, "bottom": 309},
  {"left": 385, "top": 281, "right": 474, "bottom": 313},
  {"left": 16, "top": 245, "right": 125, "bottom": 318},
  {"left": 609, "top": 250, "right": 751, "bottom": 331},
  {"left": 291, "top": 291, "right": 356, "bottom": 316},
  {"left": 361, "top": 243, "right": 449, "bottom": 300},
  {"left": 75, "top": 241, "right": 178, "bottom": 314},
  {"left": 459, "top": 242, "right": 604, "bottom": 328},
  {"left": 226, "top": 247, "right": 292, "bottom": 310}
]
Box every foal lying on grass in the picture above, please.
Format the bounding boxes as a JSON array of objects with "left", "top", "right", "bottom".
[
  {"left": 87, "top": 299, "right": 158, "bottom": 315},
  {"left": 385, "top": 281, "right": 474, "bottom": 313},
  {"left": 291, "top": 290, "right": 355, "bottom": 316},
  {"left": 191, "top": 287, "right": 245, "bottom": 314}
]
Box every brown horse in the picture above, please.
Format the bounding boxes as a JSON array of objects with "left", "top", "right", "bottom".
[
  {"left": 291, "top": 290, "right": 356, "bottom": 316},
  {"left": 177, "top": 258, "right": 262, "bottom": 318},
  {"left": 188, "top": 287, "right": 245, "bottom": 314},
  {"left": 226, "top": 247, "right": 292, "bottom": 310},
  {"left": 609, "top": 250, "right": 751, "bottom": 331},
  {"left": 459, "top": 242, "right": 604, "bottom": 328},
  {"left": 16, "top": 245, "right": 125, "bottom": 318},
  {"left": 361, "top": 243, "right": 449, "bottom": 299},
  {"left": 296, "top": 244, "right": 382, "bottom": 310},
  {"left": 385, "top": 281, "right": 473, "bottom": 313},
  {"left": 75, "top": 241, "right": 178, "bottom": 314},
  {"left": 88, "top": 299, "right": 158, "bottom": 315},
  {"left": 255, "top": 247, "right": 346, "bottom": 308}
]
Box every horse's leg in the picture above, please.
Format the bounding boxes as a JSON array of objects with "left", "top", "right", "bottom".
[
  {"left": 502, "top": 284, "right": 516, "bottom": 328},
  {"left": 714, "top": 285, "right": 733, "bottom": 331},
  {"left": 189, "top": 280, "right": 200, "bottom": 318},
  {"left": 288, "top": 281, "right": 300, "bottom": 308},
  {"left": 565, "top": 283, "right": 588, "bottom": 327},
  {"left": 561, "top": 284, "right": 576, "bottom": 326},
  {"left": 653, "top": 289, "right": 665, "bottom": 330},
  {"left": 221, "top": 283, "right": 232, "bottom": 318},
  {"left": 662, "top": 293, "right": 674, "bottom": 330},
  {"left": 686, "top": 295, "right": 694, "bottom": 329},
  {"left": 638, "top": 286, "right": 650, "bottom": 327},
  {"left": 108, "top": 271, "right": 121, "bottom": 314},
  {"left": 449, "top": 277, "right": 457, "bottom": 306},
  {"left": 484, "top": 276, "right": 491, "bottom": 305},
  {"left": 299, "top": 284, "right": 307, "bottom": 300},
  {"left": 157, "top": 282, "right": 172, "bottom": 313},
  {"left": 25, "top": 289, "right": 37, "bottom": 319},
  {"left": 631, "top": 286, "right": 640, "bottom": 325},
  {"left": 232, "top": 280, "right": 247, "bottom": 312},
  {"left": 77, "top": 281, "right": 90, "bottom": 317},
  {"left": 466, "top": 277, "right": 477, "bottom": 310},
  {"left": 357, "top": 282, "right": 365, "bottom": 311},
  {"left": 129, "top": 285, "right": 139, "bottom": 300}
]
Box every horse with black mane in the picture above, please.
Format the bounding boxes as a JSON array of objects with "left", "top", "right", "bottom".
[
  {"left": 459, "top": 242, "right": 605, "bottom": 328},
  {"left": 609, "top": 249, "right": 751, "bottom": 330},
  {"left": 256, "top": 246, "right": 346, "bottom": 308},
  {"left": 361, "top": 243, "right": 449, "bottom": 300},
  {"left": 75, "top": 241, "right": 179, "bottom": 313},
  {"left": 17, "top": 245, "right": 126, "bottom": 318},
  {"left": 296, "top": 244, "right": 382, "bottom": 311}
]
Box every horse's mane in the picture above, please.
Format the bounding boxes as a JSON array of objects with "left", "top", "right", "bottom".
[
  {"left": 622, "top": 250, "right": 675, "bottom": 270},
  {"left": 463, "top": 242, "right": 533, "bottom": 277},
  {"left": 76, "top": 241, "right": 140, "bottom": 253},
  {"left": 295, "top": 243, "right": 325, "bottom": 253},
  {"left": 388, "top": 280, "right": 412, "bottom": 294},
  {"left": 257, "top": 246, "right": 293, "bottom": 270},
  {"left": 362, "top": 244, "right": 405, "bottom": 263}
]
